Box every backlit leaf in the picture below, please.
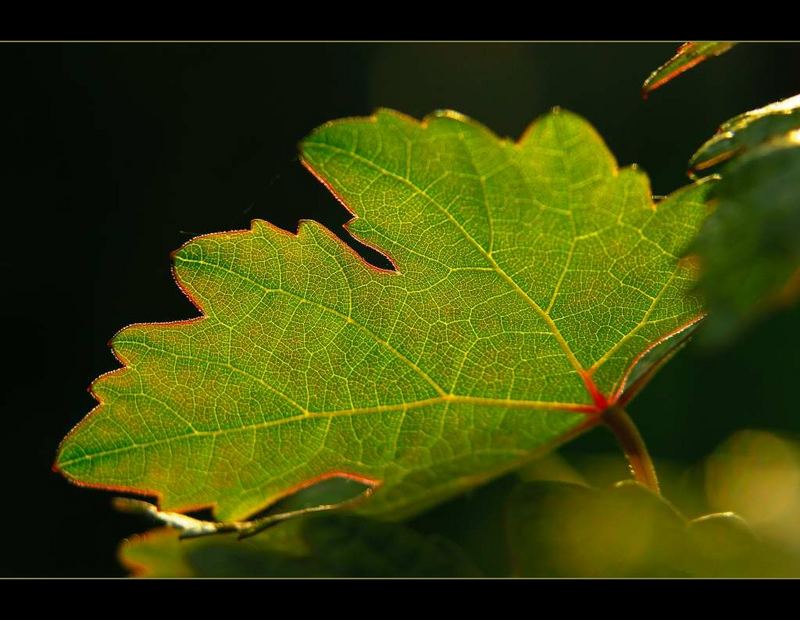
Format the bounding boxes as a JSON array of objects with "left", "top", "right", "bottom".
[
  {"left": 55, "top": 108, "right": 713, "bottom": 526},
  {"left": 643, "top": 42, "right": 736, "bottom": 97},
  {"left": 690, "top": 94, "right": 800, "bottom": 173},
  {"left": 690, "top": 122, "right": 800, "bottom": 344}
]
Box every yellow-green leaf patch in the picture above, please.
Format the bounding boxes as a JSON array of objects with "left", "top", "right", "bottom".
[{"left": 56, "top": 108, "right": 713, "bottom": 524}]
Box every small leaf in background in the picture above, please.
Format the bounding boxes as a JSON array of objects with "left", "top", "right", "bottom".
[
  {"left": 690, "top": 129, "right": 800, "bottom": 344},
  {"left": 120, "top": 515, "right": 481, "bottom": 577},
  {"left": 705, "top": 430, "right": 800, "bottom": 554},
  {"left": 418, "top": 470, "right": 800, "bottom": 578},
  {"left": 55, "top": 108, "right": 713, "bottom": 527},
  {"left": 642, "top": 42, "right": 736, "bottom": 97},
  {"left": 690, "top": 94, "right": 800, "bottom": 173},
  {"left": 503, "top": 479, "right": 800, "bottom": 577},
  {"left": 685, "top": 513, "right": 794, "bottom": 578}
]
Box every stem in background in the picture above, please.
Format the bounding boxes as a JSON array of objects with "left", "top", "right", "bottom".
[{"left": 602, "top": 406, "right": 660, "bottom": 495}]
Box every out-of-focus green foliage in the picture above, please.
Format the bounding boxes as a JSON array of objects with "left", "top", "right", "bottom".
[
  {"left": 415, "top": 435, "right": 800, "bottom": 578},
  {"left": 506, "top": 480, "right": 687, "bottom": 576},
  {"left": 643, "top": 42, "right": 736, "bottom": 96},
  {"left": 123, "top": 459, "right": 800, "bottom": 577},
  {"left": 120, "top": 514, "right": 481, "bottom": 578},
  {"left": 704, "top": 430, "right": 800, "bottom": 552},
  {"left": 505, "top": 480, "right": 800, "bottom": 577},
  {"left": 689, "top": 97, "right": 800, "bottom": 345},
  {"left": 640, "top": 47, "right": 800, "bottom": 345}
]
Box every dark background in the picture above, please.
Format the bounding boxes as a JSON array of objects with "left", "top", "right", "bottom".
[{"left": 3, "top": 42, "right": 800, "bottom": 576}]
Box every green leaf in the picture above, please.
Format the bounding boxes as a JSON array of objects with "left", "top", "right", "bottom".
[
  {"left": 504, "top": 479, "right": 800, "bottom": 577},
  {"left": 506, "top": 480, "right": 688, "bottom": 576},
  {"left": 690, "top": 130, "right": 800, "bottom": 344},
  {"left": 120, "top": 515, "right": 481, "bottom": 577},
  {"left": 684, "top": 513, "right": 787, "bottom": 578},
  {"left": 690, "top": 94, "right": 800, "bottom": 173},
  {"left": 642, "top": 42, "right": 736, "bottom": 97},
  {"left": 55, "top": 108, "right": 712, "bottom": 525}
]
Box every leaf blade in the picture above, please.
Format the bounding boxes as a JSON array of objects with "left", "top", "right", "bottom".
[
  {"left": 56, "top": 108, "right": 713, "bottom": 523},
  {"left": 642, "top": 42, "right": 736, "bottom": 97},
  {"left": 690, "top": 94, "right": 800, "bottom": 173},
  {"left": 691, "top": 133, "right": 800, "bottom": 344}
]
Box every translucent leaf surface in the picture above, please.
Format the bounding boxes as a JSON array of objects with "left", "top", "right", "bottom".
[
  {"left": 56, "top": 108, "right": 712, "bottom": 524},
  {"left": 690, "top": 112, "right": 800, "bottom": 344},
  {"left": 643, "top": 42, "right": 736, "bottom": 97},
  {"left": 690, "top": 94, "right": 800, "bottom": 173}
]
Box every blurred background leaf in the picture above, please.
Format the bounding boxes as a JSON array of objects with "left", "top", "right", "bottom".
[
  {"left": 124, "top": 454, "right": 800, "bottom": 577},
  {"left": 689, "top": 98, "right": 800, "bottom": 346},
  {"left": 690, "top": 94, "right": 800, "bottom": 173},
  {"left": 121, "top": 515, "right": 482, "bottom": 578}
]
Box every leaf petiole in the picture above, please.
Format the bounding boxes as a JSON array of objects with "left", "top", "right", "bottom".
[{"left": 602, "top": 406, "right": 660, "bottom": 495}]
